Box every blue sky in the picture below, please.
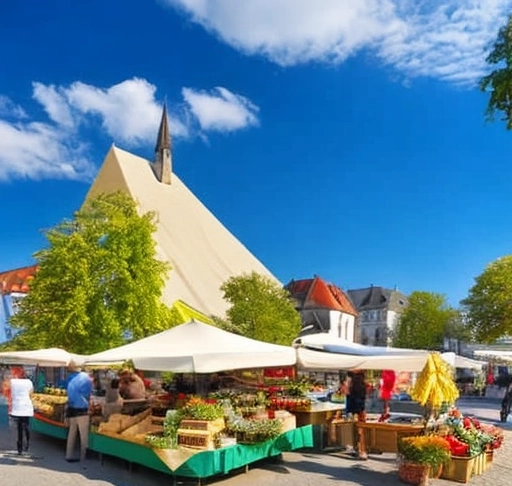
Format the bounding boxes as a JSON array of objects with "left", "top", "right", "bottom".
[{"left": 2, "top": 0, "right": 512, "bottom": 308}]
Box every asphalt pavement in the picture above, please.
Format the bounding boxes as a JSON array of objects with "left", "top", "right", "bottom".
[{"left": 1, "top": 397, "right": 511, "bottom": 486}]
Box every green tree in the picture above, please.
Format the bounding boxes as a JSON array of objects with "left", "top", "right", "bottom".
[
  {"left": 479, "top": 14, "right": 512, "bottom": 129},
  {"left": 392, "top": 291, "right": 461, "bottom": 350},
  {"left": 462, "top": 255, "right": 512, "bottom": 342},
  {"left": 216, "top": 272, "right": 301, "bottom": 346},
  {"left": 9, "top": 191, "right": 177, "bottom": 354}
]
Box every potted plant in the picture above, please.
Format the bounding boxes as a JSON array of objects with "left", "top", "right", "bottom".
[{"left": 398, "top": 435, "right": 451, "bottom": 486}]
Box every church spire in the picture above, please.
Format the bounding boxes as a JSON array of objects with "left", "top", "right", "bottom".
[{"left": 153, "top": 103, "right": 172, "bottom": 184}]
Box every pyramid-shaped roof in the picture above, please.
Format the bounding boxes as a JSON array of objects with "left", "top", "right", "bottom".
[{"left": 85, "top": 145, "right": 277, "bottom": 318}]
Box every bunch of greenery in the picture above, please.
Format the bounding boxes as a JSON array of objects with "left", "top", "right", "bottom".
[
  {"left": 181, "top": 397, "right": 224, "bottom": 421},
  {"left": 398, "top": 435, "right": 451, "bottom": 469},
  {"left": 284, "top": 378, "right": 310, "bottom": 397},
  {"left": 9, "top": 191, "right": 179, "bottom": 354},
  {"left": 145, "top": 433, "right": 171, "bottom": 449},
  {"left": 227, "top": 417, "right": 283, "bottom": 443}
]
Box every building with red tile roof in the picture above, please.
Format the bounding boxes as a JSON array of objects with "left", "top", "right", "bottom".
[
  {"left": 0, "top": 264, "right": 38, "bottom": 342},
  {"left": 285, "top": 276, "right": 357, "bottom": 342}
]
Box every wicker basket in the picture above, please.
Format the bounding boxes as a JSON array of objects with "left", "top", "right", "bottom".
[{"left": 398, "top": 461, "right": 430, "bottom": 485}]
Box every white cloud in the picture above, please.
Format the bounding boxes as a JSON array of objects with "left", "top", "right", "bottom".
[
  {"left": 165, "top": 0, "right": 512, "bottom": 85},
  {"left": 182, "top": 86, "right": 259, "bottom": 132},
  {"left": 64, "top": 78, "right": 189, "bottom": 143},
  {"left": 32, "top": 83, "right": 74, "bottom": 128},
  {"left": 0, "top": 95, "right": 27, "bottom": 119},
  {"left": 0, "top": 79, "right": 260, "bottom": 181},
  {"left": 0, "top": 119, "right": 93, "bottom": 181}
]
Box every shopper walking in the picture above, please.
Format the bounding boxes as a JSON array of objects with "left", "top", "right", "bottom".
[
  {"left": 65, "top": 361, "right": 92, "bottom": 462},
  {"left": 8, "top": 366, "right": 34, "bottom": 455}
]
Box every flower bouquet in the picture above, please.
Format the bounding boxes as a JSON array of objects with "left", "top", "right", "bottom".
[{"left": 398, "top": 435, "right": 451, "bottom": 485}]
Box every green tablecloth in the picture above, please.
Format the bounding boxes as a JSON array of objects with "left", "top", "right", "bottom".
[
  {"left": 30, "top": 415, "right": 313, "bottom": 479},
  {"left": 31, "top": 415, "right": 68, "bottom": 440},
  {"left": 90, "top": 425, "right": 313, "bottom": 478}
]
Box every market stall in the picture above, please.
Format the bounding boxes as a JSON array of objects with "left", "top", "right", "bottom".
[
  {"left": 0, "top": 347, "right": 87, "bottom": 427},
  {"left": 78, "top": 321, "right": 312, "bottom": 481}
]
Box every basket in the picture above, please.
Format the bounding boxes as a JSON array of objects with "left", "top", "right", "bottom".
[
  {"left": 398, "top": 461, "right": 430, "bottom": 485},
  {"left": 440, "top": 456, "right": 475, "bottom": 483},
  {"left": 484, "top": 450, "right": 493, "bottom": 470},
  {"left": 472, "top": 453, "right": 486, "bottom": 475}
]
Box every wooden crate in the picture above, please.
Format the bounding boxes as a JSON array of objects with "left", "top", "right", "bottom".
[
  {"left": 440, "top": 456, "right": 475, "bottom": 483},
  {"left": 327, "top": 420, "right": 354, "bottom": 447},
  {"left": 179, "top": 418, "right": 225, "bottom": 433},
  {"left": 177, "top": 428, "right": 215, "bottom": 450}
]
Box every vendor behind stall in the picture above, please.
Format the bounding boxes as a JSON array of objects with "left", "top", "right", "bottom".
[
  {"left": 118, "top": 369, "right": 146, "bottom": 400},
  {"left": 103, "top": 378, "right": 123, "bottom": 419}
]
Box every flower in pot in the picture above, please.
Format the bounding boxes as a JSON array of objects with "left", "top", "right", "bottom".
[{"left": 398, "top": 435, "right": 451, "bottom": 485}]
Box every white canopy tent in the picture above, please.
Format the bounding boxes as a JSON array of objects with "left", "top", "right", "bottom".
[
  {"left": 441, "top": 352, "right": 486, "bottom": 370},
  {"left": 85, "top": 320, "right": 297, "bottom": 373},
  {"left": 294, "top": 334, "right": 429, "bottom": 357},
  {"left": 473, "top": 349, "right": 512, "bottom": 362},
  {"left": 294, "top": 335, "right": 485, "bottom": 372},
  {"left": 0, "top": 347, "right": 86, "bottom": 367},
  {"left": 296, "top": 347, "right": 432, "bottom": 372}
]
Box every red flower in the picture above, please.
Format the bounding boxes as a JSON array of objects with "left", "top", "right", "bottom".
[
  {"left": 445, "top": 435, "right": 469, "bottom": 456},
  {"left": 462, "top": 417, "right": 472, "bottom": 429}
]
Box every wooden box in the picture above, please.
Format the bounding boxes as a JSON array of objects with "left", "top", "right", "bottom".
[
  {"left": 328, "top": 420, "right": 354, "bottom": 447},
  {"left": 440, "top": 456, "right": 475, "bottom": 483},
  {"left": 177, "top": 428, "right": 215, "bottom": 450},
  {"left": 179, "top": 418, "right": 225, "bottom": 433},
  {"left": 356, "top": 422, "right": 424, "bottom": 454}
]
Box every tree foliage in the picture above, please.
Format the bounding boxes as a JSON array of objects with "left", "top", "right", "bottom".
[
  {"left": 392, "top": 291, "right": 462, "bottom": 350},
  {"left": 480, "top": 14, "right": 512, "bottom": 129},
  {"left": 462, "top": 255, "right": 512, "bottom": 342},
  {"left": 9, "top": 191, "right": 177, "bottom": 354},
  {"left": 216, "top": 272, "right": 302, "bottom": 346}
]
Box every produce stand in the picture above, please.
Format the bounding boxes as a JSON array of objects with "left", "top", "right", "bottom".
[
  {"left": 30, "top": 413, "right": 312, "bottom": 481},
  {"left": 90, "top": 425, "right": 313, "bottom": 479}
]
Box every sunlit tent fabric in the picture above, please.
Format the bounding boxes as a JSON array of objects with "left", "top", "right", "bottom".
[
  {"left": 441, "top": 352, "right": 486, "bottom": 370},
  {"left": 294, "top": 335, "right": 482, "bottom": 372},
  {"left": 85, "top": 320, "right": 297, "bottom": 372},
  {"left": 85, "top": 146, "right": 278, "bottom": 318},
  {"left": 296, "top": 347, "right": 432, "bottom": 372},
  {"left": 473, "top": 349, "right": 512, "bottom": 362},
  {"left": 0, "top": 347, "right": 86, "bottom": 367},
  {"left": 294, "top": 334, "right": 427, "bottom": 356}
]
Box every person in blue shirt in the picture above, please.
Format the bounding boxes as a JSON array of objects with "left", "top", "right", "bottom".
[{"left": 65, "top": 361, "right": 92, "bottom": 462}]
